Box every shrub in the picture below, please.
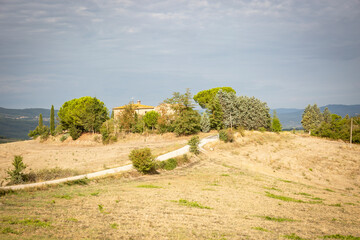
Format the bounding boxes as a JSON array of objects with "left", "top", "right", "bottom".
[
  {"left": 188, "top": 136, "right": 200, "bottom": 155},
  {"left": 156, "top": 158, "right": 178, "bottom": 170},
  {"left": 129, "top": 148, "right": 155, "bottom": 174},
  {"left": 69, "top": 126, "right": 82, "bottom": 140},
  {"left": 258, "top": 127, "right": 266, "bottom": 132},
  {"left": 60, "top": 134, "right": 69, "bottom": 142},
  {"left": 6, "top": 156, "right": 27, "bottom": 185},
  {"left": 219, "top": 129, "right": 234, "bottom": 143}
]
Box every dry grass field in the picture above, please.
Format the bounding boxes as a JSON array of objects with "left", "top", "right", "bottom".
[
  {"left": 0, "top": 132, "right": 214, "bottom": 183},
  {"left": 0, "top": 131, "right": 359, "bottom": 239}
]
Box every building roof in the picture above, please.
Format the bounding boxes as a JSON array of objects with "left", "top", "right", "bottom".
[{"left": 113, "top": 103, "right": 155, "bottom": 110}]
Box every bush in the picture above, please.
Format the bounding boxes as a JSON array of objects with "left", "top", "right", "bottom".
[
  {"left": 219, "top": 129, "right": 234, "bottom": 143},
  {"left": 60, "top": 134, "right": 69, "bottom": 142},
  {"left": 188, "top": 136, "right": 200, "bottom": 155},
  {"left": 28, "top": 125, "right": 50, "bottom": 140},
  {"left": 69, "top": 126, "right": 82, "bottom": 140},
  {"left": 6, "top": 156, "right": 27, "bottom": 185},
  {"left": 129, "top": 148, "right": 155, "bottom": 174},
  {"left": 156, "top": 158, "right": 178, "bottom": 170}
]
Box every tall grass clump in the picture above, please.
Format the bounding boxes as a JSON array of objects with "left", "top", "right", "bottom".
[{"left": 129, "top": 148, "right": 155, "bottom": 174}]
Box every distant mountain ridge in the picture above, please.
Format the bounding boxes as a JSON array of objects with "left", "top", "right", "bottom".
[
  {"left": 273, "top": 104, "right": 360, "bottom": 129},
  {"left": 0, "top": 107, "right": 58, "bottom": 140}
]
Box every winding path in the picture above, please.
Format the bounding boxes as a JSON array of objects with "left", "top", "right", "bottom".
[{"left": 1, "top": 135, "right": 218, "bottom": 191}]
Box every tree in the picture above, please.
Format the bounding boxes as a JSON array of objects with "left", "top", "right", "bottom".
[
  {"left": 200, "top": 112, "right": 210, "bottom": 133},
  {"left": 217, "top": 90, "right": 271, "bottom": 130},
  {"left": 58, "top": 97, "right": 109, "bottom": 139},
  {"left": 188, "top": 136, "right": 200, "bottom": 155},
  {"left": 28, "top": 113, "right": 50, "bottom": 140},
  {"left": 50, "top": 105, "right": 55, "bottom": 136},
  {"left": 193, "top": 87, "right": 236, "bottom": 109},
  {"left": 143, "top": 111, "right": 160, "bottom": 131},
  {"left": 117, "top": 103, "right": 136, "bottom": 133},
  {"left": 164, "top": 89, "right": 201, "bottom": 135},
  {"left": 271, "top": 110, "right": 282, "bottom": 132},
  {"left": 7, "top": 156, "right": 27, "bottom": 185},
  {"left": 323, "top": 107, "right": 332, "bottom": 123},
  {"left": 173, "top": 109, "right": 201, "bottom": 136},
  {"left": 217, "top": 90, "right": 238, "bottom": 129},
  {"left": 156, "top": 103, "right": 175, "bottom": 133},
  {"left": 129, "top": 148, "right": 155, "bottom": 174},
  {"left": 193, "top": 87, "right": 235, "bottom": 129},
  {"left": 39, "top": 114, "right": 43, "bottom": 127},
  {"left": 301, "top": 104, "right": 323, "bottom": 133}
]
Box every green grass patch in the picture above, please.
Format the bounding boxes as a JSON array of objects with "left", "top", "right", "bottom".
[
  {"left": 175, "top": 199, "right": 212, "bottom": 209},
  {"left": 265, "top": 192, "right": 304, "bottom": 203},
  {"left": 220, "top": 174, "right": 230, "bottom": 177},
  {"left": 64, "top": 178, "right": 90, "bottom": 186},
  {"left": 344, "top": 202, "right": 356, "bottom": 206},
  {"left": 278, "top": 179, "right": 294, "bottom": 183},
  {"left": 90, "top": 191, "right": 100, "bottom": 196},
  {"left": 295, "top": 192, "right": 312, "bottom": 196},
  {"left": 110, "top": 223, "right": 119, "bottom": 229},
  {"left": 252, "top": 227, "right": 269, "bottom": 232},
  {"left": 323, "top": 234, "right": 360, "bottom": 240},
  {"left": 67, "top": 218, "right": 78, "bottom": 222},
  {"left": 284, "top": 233, "right": 308, "bottom": 240},
  {"left": 263, "top": 186, "right": 282, "bottom": 192},
  {"left": 1, "top": 227, "right": 19, "bottom": 234},
  {"left": 54, "top": 194, "right": 72, "bottom": 200},
  {"left": 259, "top": 215, "right": 296, "bottom": 222},
  {"left": 325, "top": 188, "right": 335, "bottom": 192},
  {"left": 136, "top": 184, "right": 162, "bottom": 188},
  {"left": 2, "top": 217, "right": 51, "bottom": 228},
  {"left": 329, "top": 203, "right": 342, "bottom": 207},
  {"left": 202, "top": 188, "right": 216, "bottom": 191}
]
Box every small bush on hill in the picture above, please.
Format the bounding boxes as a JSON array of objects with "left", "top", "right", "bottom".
[
  {"left": 188, "top": 136, "right": 200, "bottom": 155},
  {"left": 69, "top": 126, "right": 82, "bottom": 140},
  {"left": 60, "top": 134, "right": 69, "bottom": 142},
  {"left": 156, "top": 158, "right": 178, "bottom": 170},
  {"left": 219, "top": 129, "right": 234, "bottom": 143},
  {"left": 129, "top": 148, "right": 155, "bottom": 174},
  {"left": 7, "top": 156, "right": 27, "bottom": 185}
]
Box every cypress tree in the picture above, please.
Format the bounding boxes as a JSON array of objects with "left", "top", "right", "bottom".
[
  {"left": 39, "top": 114, "right": 43, "bottom": 127},
  {"left": 50, "top": 105, "right": 55, "bottom": 135},
  {"left": 271, "top": 110, "right": 282, "bottom": 132},
  {"left": 200, "top": 112, "right": 210, "bottom": 133}
]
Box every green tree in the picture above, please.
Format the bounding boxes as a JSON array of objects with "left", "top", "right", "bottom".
[
  {"left": 217, "top": 90, "right": 271, "bottom": 130},
  {"left": 164, "top": 89, "right": 201, "bottom": 135},
  {"left": 200, "top": 112, "right": 210, "bottom": 133},
  {"left": 38, "top": 114, "right": 43, "bottom": 127},
  {"left": 50, "top": 105, "right": 55, "bottom": 136},
  {"left": 271, "top": 110, "right": 282, "bottom": 132},
  {"left": 193, "top": 87, "right": 236, "bottom": 109},
  {"left": 193, "top": 87, "right": 235, "bottom": 130},
  {"left": 323, "top": 107, "right": 332, "bottom": 123},
  {"left": 301, "top": 104, "right": 323, "bottom": 133},
  {"left": 58, "top": 97, "right": 109, "bottom": 139},
  {"left": 117, "top": 103, "right": 137, "bottom": 133},
  {"left": 173, "top": 109, "right": 201, "bottom": 136},
  {"left": 143, "top": 111, "right": 160, "bottom": 131},
  {"left": 7, "top": 156, "right": 27, "bottom": 185}
]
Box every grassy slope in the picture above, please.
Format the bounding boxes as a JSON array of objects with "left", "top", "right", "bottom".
[{"left": 0, "top": 132, "right": 359, "bottom": 240}]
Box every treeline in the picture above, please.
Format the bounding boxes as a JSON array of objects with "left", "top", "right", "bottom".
[
  {"left": 301, "top": 104, "right": 360, "bottom": 143},
  {"left": 29, "top": 87, "right": 281, "bottom": 143}
]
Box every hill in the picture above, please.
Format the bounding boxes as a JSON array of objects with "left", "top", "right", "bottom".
[
  {"left": 273, "top": 104, "right": 360, "bottom": 130},
  {"left": 0, "top": 107, "right": 58, "bottom": 140},
  {"left": 0, "top": 132, "right": 359, "bottom": 239}
]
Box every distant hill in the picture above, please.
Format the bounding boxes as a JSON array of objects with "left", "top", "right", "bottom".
[
  {"left": 273, "top": 104, "right": 360, "bottom": 130},
  {"left": 0, "top": 107, "right": 58, "bottom": 140}
]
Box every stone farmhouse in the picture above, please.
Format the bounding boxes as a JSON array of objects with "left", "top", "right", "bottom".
[{"left": 113, "top": 100, "right": 155, "bottom": 120}]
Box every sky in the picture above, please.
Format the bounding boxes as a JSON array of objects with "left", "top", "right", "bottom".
[{"left": 0, "top": 0, "right": 360, "bottom": 111}]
